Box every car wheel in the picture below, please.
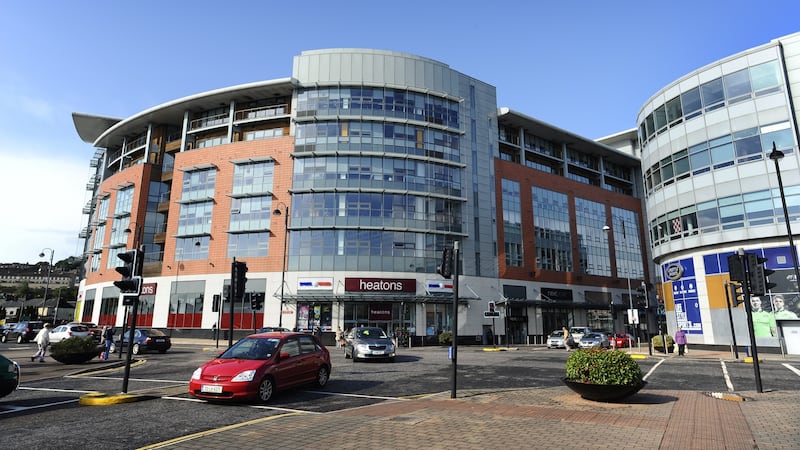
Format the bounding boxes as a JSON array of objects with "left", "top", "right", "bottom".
[
  {"left": 352, "top": 352, "right": 359, "bottom": 363},
  {"left": 109, "top": 343, "right": 116, "bottom": 353},
  {"left": 388, "top": 356, "right": 396, "bottom": 363},
  {"left": 316, "top": 366, "right": 330, "bottom": 388},
  {"left": 258, "top": 377, "right": 274, "bottom": 402},
  {"left": 344, "top": 348, "right": 350, "bottom": 359},
  {"left": 17, "top": 335, "right": 23, "bottom": 344},
  {"left": 132, "top": 343, "right": 141, "bottom": 355}
]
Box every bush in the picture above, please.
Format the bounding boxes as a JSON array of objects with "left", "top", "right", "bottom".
[
  {"left": 438, "top": 331, "right": 453, "bottom": 345},
  {"left": 651, "top": 334, "right": 675, "bottom": 353},
  {"left": 565, "top": 348, "right": 643, "bottom": 386},
  {"left": 50, "top": 336, "right": 101, "bottom": 356}
]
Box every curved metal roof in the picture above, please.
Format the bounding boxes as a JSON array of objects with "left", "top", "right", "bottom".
[{"left": 72, "top": 78, "right": 294, "bottom": 149}]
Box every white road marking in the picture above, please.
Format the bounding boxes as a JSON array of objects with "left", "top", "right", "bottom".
[
  {"left": 782, "top": 363, "right": 800, "bottom": 377},
  {"left": 720, "top": 361, "right": 735, "bottom": 392},
  {"left": 0, "top": 398, "right": 78, "bottom": 415},
  {"left": 642, "top": 357, "right": 666, "bottom": 380}
]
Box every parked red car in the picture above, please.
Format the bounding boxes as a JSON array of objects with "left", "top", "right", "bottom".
[
  {"left": 611, "top": 332, "right": 635, "bottom": 348},
  {"left": 189, "top": 332, "right": 331, "bottom": 403}
]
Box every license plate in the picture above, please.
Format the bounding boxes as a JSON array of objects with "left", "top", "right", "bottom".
[
  {"left": 201, "top": 385, "right": 222, "bottom": 394},
  {"left": 154, "top": 338, "right": 165, "bottom": 342},
  {"left": 371, "top": 350, "right": 386, "bottom": 355}
]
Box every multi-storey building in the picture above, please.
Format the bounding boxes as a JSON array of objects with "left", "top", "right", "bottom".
[
  {"left": 639, "top": 32, "right": 800, "bottom": 349},
  {"left": 73, "top": 49, "right": 647, "bottom": 344}
]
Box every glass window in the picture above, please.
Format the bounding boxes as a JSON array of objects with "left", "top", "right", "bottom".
[
  {"left": 750, "top": 61, "right": 781, "bottom": 95},
  {"left": 760, "top": 123, "right": 794, "bottom": 154},
  {"left": 743, "top": 190, "right": 774, "bottom": 221},
  {"left": 689, "top": 143, "right": 710, "bottom": 173},
  {"left": 532, "top": 187, "right": 572, "bottom": 272},
  {"left": 233, "top": 161, "right": 274, "bottom": 196},
  {"left": 673, "top": 150, "right": 690, "bottom": 178},
  {"left": 575, "top": 197, "right": 609, "bottom": 276},
  {"left": 723, "top": 69, "right": 752, "bottom": 103},
  {"left": 697, "top": 200, "right": 720, "bottom": 230},
  {"left": 653, "top": 105, "right": 667, "bottom": 132},
  {"left": 114, "top": 186, "right": 134, "bottom": 217},
  {"left": 227, "top": 232, "right": 269, "bottom": 258},
  {"left": 718, "top": 196, "right": 744, "bottom": 225},
  {"left": 701, "top": 78, "right": 725, "bottom": 111},
  {"left": 681, "top": 87, "right": 702, "bottom": 120},
  {"left": 181, "top": 168, "right": 216, "bottom": 202},
  {"left": 665, "top": 97, "right": 683, "bottom": 124},
  {"left": 502, "top": 179, "right": 523, "bottom": 267}
]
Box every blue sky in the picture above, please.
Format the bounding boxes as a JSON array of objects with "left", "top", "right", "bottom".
[{"left": 1, "top": 0, "right": 799, "bottom": 264}]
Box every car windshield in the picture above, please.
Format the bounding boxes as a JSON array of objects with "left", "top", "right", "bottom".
[
  {"left": 220, "top": 337, "right": 280, "bottom": 360},
  {"left": 585, "top": 333, "right": 601, "bottom": 339},
  {"left": 550, "top": 331, "right": 563, "bottom": 337},
  {"left": 356, "top": 328, "right": 388, "bottom": 339}
]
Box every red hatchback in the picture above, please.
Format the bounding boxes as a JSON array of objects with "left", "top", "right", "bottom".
[
  {"left": 189, "top": 332, "right": 331, "bottom": 403},
  {"left": 611, "top": 332, "right": 635, "bottom": 349}
]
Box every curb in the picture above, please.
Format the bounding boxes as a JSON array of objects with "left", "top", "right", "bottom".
[{"left": 79, "top": 391, "right": 159, "bottom": 406}]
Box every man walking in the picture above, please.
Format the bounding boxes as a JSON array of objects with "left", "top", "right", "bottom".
[{"left": 31, "top": 323, "right": 51, "bottom": 362}]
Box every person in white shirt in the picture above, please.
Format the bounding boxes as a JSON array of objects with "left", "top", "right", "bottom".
[{"left": 31, "top": 323, "right": 51, "bottom": 362}]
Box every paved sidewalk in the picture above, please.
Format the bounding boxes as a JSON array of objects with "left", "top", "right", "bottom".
[
  {"left": 145, "top": 342, "right": 800, "bottom": 449},
  {"left": 144, "top": 386, "right": 800, "bottom": 449}
]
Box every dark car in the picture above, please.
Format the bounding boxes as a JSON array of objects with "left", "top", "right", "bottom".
[
  {"left": 110, "top": 328, "right": 171, "bottom": 355},
  {"left": 344, "top": 327, "right": 396, "bottom": 362},
  {"left": 1, "top": 321, "right": 45, "bottom": 344},
  {"left": 0, "top": 353, "right": 20, "bottom": 398},
  {"left": 189, "top": 332, "right": 331, "bottom": 403}
]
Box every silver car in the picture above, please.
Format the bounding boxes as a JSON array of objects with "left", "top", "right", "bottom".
[
  {"left": 48, "top": 324, "right": 91, "bottom": 344},
  {"left": 578, "top": 332, "right": 611, "bottom": 349},
  {"left": 547, "top": 330, "right": 566, "bottom": 349},
  {"left": 344, "top": 327, "right": 396, "bottom": 362}
]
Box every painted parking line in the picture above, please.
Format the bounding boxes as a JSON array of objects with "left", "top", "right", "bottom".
[
  {"left": 642, "top": 357, "right": 666, "bottom": 380},
  {"left": 0, "top": 398, "right": 79, "bottom": 415},
  {"left": 720, "top": 361, "right": 735, "bottom": 392},
  {"left": 782, "top": 363, "right": 800, "bottom": 377}
]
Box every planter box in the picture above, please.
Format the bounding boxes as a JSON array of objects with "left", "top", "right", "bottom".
[
  {"left": 562, "top": 378, "right": 647, "bottom": 402},
  {"left": 50, "top": 350, "right": 101, "bottom": 365}
]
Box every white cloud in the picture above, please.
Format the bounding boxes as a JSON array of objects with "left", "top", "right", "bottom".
[{"left": 0, "top": 152, "right": 88, "bottom": 263}]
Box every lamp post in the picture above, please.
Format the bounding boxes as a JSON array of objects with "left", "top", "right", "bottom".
[
  {"left": 272, "top": 203, "right": 289, "bottom": 328},
  {"left": 39, "top": 248, "right": 54, "bottom": 322},
  {"left": 768, "top": 142, "right": 800, "bottom": 294}
]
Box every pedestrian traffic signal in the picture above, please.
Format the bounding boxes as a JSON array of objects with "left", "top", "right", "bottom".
[
  {"left": 232, "top": 260, "right": 248, "bottom": 300},
  {"left": 727, "top": 254, "right": 746, "bottom": 283},
  {"left": 746, "top": 253, "right": 776, "bottom": 296},
  {"left": 729, "top": 282, "right": 745, "bottom": 307},
  {"left": 437, "top": 247, "right": 453, "bottom": 279},
  {"left": 114, "top": 249, "right": 143, "bottom": 294},
  {"left": 250, "top": 292, "right": 264, "bottom": 310},
  {"left": 212, "top": 294, "right": 221, "bottom": 312}
]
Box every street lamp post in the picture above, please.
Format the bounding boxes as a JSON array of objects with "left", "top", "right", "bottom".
[
  {"left": 768, "top": 142, "right": 800, "bottom": 294},
  {"left": 39, "top": 248, "right": 54, "bottom": 322},
  {"left": 273, "top": 203, "right": 289, "bottom": 328}
]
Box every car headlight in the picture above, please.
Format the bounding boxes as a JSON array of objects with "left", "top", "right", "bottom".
[
  {"left": 356, "top": 344, "right": 370, "bottom": 352},
  {"left": 191, "top": 368, "right": 202, "bottom": 380},
  {"left": 231, "top": 370, "right": 256, "bottom": 382}
]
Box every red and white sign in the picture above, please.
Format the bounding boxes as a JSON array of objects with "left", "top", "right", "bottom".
[
  {"left": 141, "top": 283, "right": 157, "bottom": 296},
  {"left": 345, "top": 278, "right": 416, "bottom": 293},
  {"left": 297, "top": 278, "right": 334, "bottom": 291}
]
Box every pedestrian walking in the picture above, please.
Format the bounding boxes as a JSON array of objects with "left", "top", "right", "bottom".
[
  {"left": 335, "top": 326, "right": 342, "bottom": 347},
  {"left": 562, "top": 327, "right": 573, "bottom": 351},
  {"left": 674, "top": 327, "right": 687, "bottom": 356},
  {"left": 31, "top": 323, "right": 51, "bottom": 362},
  {"left": 101, "top": 326, "right": 115, "bottom": 360}
]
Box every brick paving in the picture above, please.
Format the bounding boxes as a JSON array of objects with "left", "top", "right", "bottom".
[
  {"left": 147, "top": 342, "right": 800, "bottom": 450},
  {"left": 142, "top": 386, "right": 800, "bottom": 450}
]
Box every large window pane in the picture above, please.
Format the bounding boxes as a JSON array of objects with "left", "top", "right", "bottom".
[
  {"left": 723, "top": 69, "right": 751, "bottom": 103},
  {"left": 681, "top": 87, "right": 702, "bottom": 119},
  {"left": 701, "top": 78, "right": 725, "bottom": 111}
]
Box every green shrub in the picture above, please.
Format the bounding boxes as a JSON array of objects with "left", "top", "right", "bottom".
[
  {"left": 565, "top": 348, "right": 643, "bottom": 385},
  {"left": 438, "top": 331, "right": 453, "bottom": 345},
  {"left": 651, "top": 334, "right": 675, "bottom": 353},
  {"left": 50, "top": 336, "right": 100, "bottom": 356}
]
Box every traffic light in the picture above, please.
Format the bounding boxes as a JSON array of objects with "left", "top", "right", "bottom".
[
  {"left": 212, "top": 294, "right": 221, "bottom": 312},
  {"left": 727, "top": 254, "right": 746, "bottom": 282},
  {"left": 113, "top": 249, "right": 143, "bottom": 294},
  {"left": 437, "top": 247, "right": 453, "bottom": 279},
  {"left": 747, "top": 253, "right": 776, "bottom": 296},
  {"left": 729, "top": 282, "right": 745, "bottom": 307},
  {"left": 250, "top": 292, "right": 264, "bottom": 310},
  {"left": 635, "top": 285, "right": 647, "bottom": 307},
  {"left": 232, "top": 261, "right": 248, "bottom": 300}
]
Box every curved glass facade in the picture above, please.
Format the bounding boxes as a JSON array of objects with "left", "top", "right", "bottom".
[
  {"left": 638, "top": 32, "right": 800, "bottom": 347},
  {"left": 291, "top": 82, "right": 467, "bottom": 272}
]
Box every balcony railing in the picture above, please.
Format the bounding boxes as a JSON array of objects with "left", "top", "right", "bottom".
[{"left": 234, "top": 104, "right": 289, "bottom": 121}]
